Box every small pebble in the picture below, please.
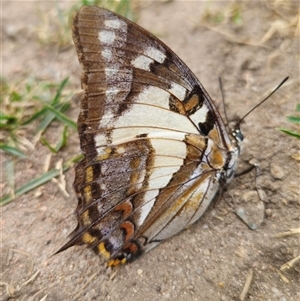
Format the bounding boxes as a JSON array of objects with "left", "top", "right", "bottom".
[
  {"left": 265, "top": 208, "right": 273, "bottom": 217},
  {"left": 270, "top": 162, "right": 285, "bottom": 179},
  {"left": 203, "top": 249, "right": 210, "bottom": 256},
  {"left": 212, "top": 226, "right": 221, "bottom": 232},
  {"left": 271, "top": 287, "right": 280, "bottom": 295},
  {"left": 241, "top": 190, "right": 259, "bottom": 203},
  {"left": 4, "top": 25, "right": 19, "bottom": 38},
  {"left": 234, "top": 246, "right": 247, "bottom": 258},
  {"left": 155, "top": 285, "right": 162, "bottom": 292},
  {"left": 235, "top": 199, "right": 265, "bottom": 230},
  {"left": 291, "top": 152, "right": 300, "bottom": 161},
  {"left": 257, "top": 189, "right": 268, "bottom": 202}
]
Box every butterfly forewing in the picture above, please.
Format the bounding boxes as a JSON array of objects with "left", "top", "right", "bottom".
[{"left": 59, "top": 6, "right": 238, "bottom": 266}]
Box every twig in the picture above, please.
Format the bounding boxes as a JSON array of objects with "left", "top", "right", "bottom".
[
  {"left": 274, "top": 228, "right": 300, "bottom": 238},
  {"left": 280, "top": 255, "right": 300, "bottom": 271},
  {"left": 239, "top": 269, "right": 254, "bottom": 301}
]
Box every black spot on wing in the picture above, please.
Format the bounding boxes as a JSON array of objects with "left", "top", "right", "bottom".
[{"left": 198, "top": 110, "right": 215, "bottom": 136}]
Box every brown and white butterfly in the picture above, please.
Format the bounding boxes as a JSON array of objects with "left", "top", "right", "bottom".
[{"left": 57, "top": 6, "right": 244, "bottom": 266}]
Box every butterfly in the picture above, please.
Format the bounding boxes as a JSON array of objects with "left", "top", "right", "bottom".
[{"left": 57, "top": 6, "right": 244, "bottom": 266}]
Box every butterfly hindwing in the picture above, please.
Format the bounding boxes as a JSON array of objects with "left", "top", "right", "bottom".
[{"left": 58, "top": 6, "right": 238, "bottom": 265}]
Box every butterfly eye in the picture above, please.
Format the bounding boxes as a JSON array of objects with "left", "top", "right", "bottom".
[{"left": 233, "top": 128, "right": 244, "bottom": 142}]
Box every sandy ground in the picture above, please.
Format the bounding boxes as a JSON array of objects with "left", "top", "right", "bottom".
[{"left": 1, "top": 1, "right": 299, "bottom": 301}]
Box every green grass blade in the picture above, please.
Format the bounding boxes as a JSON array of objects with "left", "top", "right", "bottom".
[
  {"left": 40, "top": 136, "right": 59, "bottom": 153},
  {"left": 21, "top": 107, "right": 48, "bottom": 126},
  {"left": 0, "top": 154, "right": 83, "bottom": 206},
  {"left": 286, "top": 115, "right": 300, "bottom": 124},
  {"left": 56, "top": 125, "right": 68, "bottom": 150},
  {"left": 43, "top": 103, "right": 77, "bottom": 130},
  {"left": 52, "top": 77, "right": 69, "bottom": 105},
  {"left": 35, "top": 102, "right": 69, "bottom": 132},
  {"left": 40, "top": 125, "right": 69, "bottom": 153},
  {"left": 0, "top": 114, "right": 18, "bottom": 129},
  {"left": 0, "top": 144, "right": 27, "bottom": 158},
  {"left": 5, "top": 159, "right": 15, "bottom": 193},
  {"left": 278, "top": 128, "right": 300, "bottom": 139},
  {"left": 35, "top": 111, "right": 56, "bottom": 134}
]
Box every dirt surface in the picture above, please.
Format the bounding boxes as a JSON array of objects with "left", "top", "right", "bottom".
[{"left": 1, "top": 1, "right": 299, "bottom": 301}]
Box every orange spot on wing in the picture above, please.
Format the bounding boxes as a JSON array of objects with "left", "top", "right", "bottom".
[
  {"left": 210, "top": 143, "right": 225, "bottom": 168},
  {"left": 82, "top": 210, "right": 91, "bottom": 225},
  {"left": 120, "top": 221, "right": 135, "bottom": 242},
  {"left": 85, "top": 166, "right": 93, "bottom": 183},
  {"left": 114, "top": 200, "right": 133, "bottom": 217},
  {"left": 82, "top": 232, "right": 96, "bottom": 244},
  {"left": 184, "top": 94, "right": 199, "bottom": 112},
  {"left": 124, "top": 242, "right": 139, "bottom": 254},
  {"left": 108, "top": 257, "right": 126, "bottom": 267},
  {"left": 97, "top": 242, "right": 111, "bottom": 259},
  {"left": 83, "top": 185, "right": 93, "bottom": 203}
]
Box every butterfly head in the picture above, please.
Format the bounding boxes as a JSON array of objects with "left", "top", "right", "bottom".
[
  {"left": 222, "top": 125, "right": 244, "bottom": 183},
  {"left": 232, "top": 126, "right": 244, "bottom": 145},
  {"left": 231, "top": 125, "right": 244, "bottom": 157}
]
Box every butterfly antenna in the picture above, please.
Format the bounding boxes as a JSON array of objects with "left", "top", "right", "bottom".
[
  {"left": 235, "top": 76, "right": 289, "bottom": 129},
  {"left": 218, "top": 77, "right": 230, "bottom": 131}
]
